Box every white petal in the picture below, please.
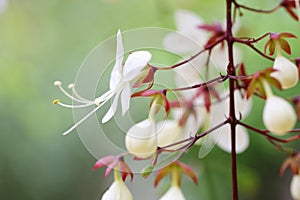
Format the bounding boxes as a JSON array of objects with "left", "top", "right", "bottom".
[
  {"left": 156, "top": 120, "right": 185, "bottom": 150},
  {"left": 175, "top": 9, "right": 204, "bottom": 34},
  {"left": 121, "top": 83, "right": 131, "bottom": 115},
  {"left": 163, "top": 9, "right": 207, "bottom": 54},
  {"left": 122, "top": 51, "right": 152, "bottom": 81},
  {"left": 163, "top": 32, "right": 201, "bottom": 54},
  {"left": 102, "top": 91, "right": 121, "bottom": 123},
  {"left": 212, "top": 124, "right": 249, "bottom": 154},
  {"left": 291, "top": 175, "right": 300, "bottom": 200},
  {"left": 160, "top": 186, "right": 186, "bottom": 200},
  {"left": 110, "top": 30, "right": 124, "bottom": 90},
  {"left": 102, "top": 180, "right": 133, "bottom": 200},
  {"left": 271, "top": 56, "right": 299, "bottom": 89},
  {"left": 125, "top": 118, "right": 157, "bottom": 158},
  {"left": 210, "top": 44, "right": 242, "bottom": 71},
  {"left": 234, "top": 89, "right": 252, "bottom": 118},
  {"left": 263, "top": 96, "right": 297, "bottom": 135}
]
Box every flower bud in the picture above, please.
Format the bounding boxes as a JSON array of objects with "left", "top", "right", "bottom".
[
  {"left": 290, "top": 174, "right": 300, "bottom": 200},
  {"left": 101, "top": 179, "right": 133, "bottom": 200},
  {"left": 160, "top": 186, "right": 185, "bottom": 200},
  {"left": 263, "top": 96, "right": 296, "bottom": 135},
  {"left": 156, "top": 120, "right": 185, "bottom": 150},
  {"left": 125, "top": 119, "right": 157, "bottom": 159},
  {"left": 271, "top": 56, "right": 299, "bottom": 89}
]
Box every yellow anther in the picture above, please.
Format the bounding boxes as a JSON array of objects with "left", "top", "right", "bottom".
[{"left": 53, "top": 99, "right": 61, "bottom": 104}]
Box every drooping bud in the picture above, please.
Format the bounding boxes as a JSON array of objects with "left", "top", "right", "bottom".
[
  {"left": 160, "top": 186, "right": 186, "bottom": 200},
  {"left": 271, "top": 56, "right": 299, "bottom": 89},
  {"left": 101, "top": 179, "right": 133, "bottom": 200},
  {"left": 156, "top": 120, "right": 185, "bottom": 150},
  {"left": 291, "top": 174, "right": 300, "bottom": 200},
  {"left": 125, "top": 118, "right": 157, "bottom": 159},
  {"left": 263, "top": 96, "right": 297, "bottom": 135}
]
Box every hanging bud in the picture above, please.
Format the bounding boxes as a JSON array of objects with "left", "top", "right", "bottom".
[
  {"left": 125, "top": 118, "right": 157, "bottom": 159},
  {"left": 271, "top": 56, "right": 299, "bottom": 89},
  {"left": 156, "top": 120, "right": 186, "bottom": 150},
  {"left": 160, "top": 186, "right": 186, "bottom": 200},
  {"left": 263, "top": 96, "right": 297, "bottom": 135},
  {"left": 101, "top": 178, "right": 133, "bottom": 200},
  {"left": 291, "top": 174, "right": 300, "bottom": 200}
]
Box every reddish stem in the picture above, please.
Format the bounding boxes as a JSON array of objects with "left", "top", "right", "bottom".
[
  {"left": 234, "top": 38, "right": 275, "bottom": 61},
  {"left": 233, "top": 0, "right": 281, "bottom": 13},
  {"left": 155, "top": 36, "right": 225, "bottom": 71},
  {"left": 169, "top": 74, "right": 227, "bottom": 92},
  {"left": 226, "top": 0, "right": 240, "bottom": 199}
]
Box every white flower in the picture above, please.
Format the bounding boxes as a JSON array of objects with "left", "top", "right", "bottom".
[
  {"left": 54, "top": 30, "right": 151, "bottom": 135},
  {"left": 263, "top": 95, "right": 296, "bottom": 135},
  {"left": 291, "top": 174, "right": 300, "bottom": 200},
  {"left": 160, "top": 186, "right": 185, "bottom": 200},
  {"left": 271, "top": 56, "right": 299, "bottom": 89},
  {"left": 164, "top": 9, "right": 242, "bottom": 72},
  {"left": 125, "top": 118, "right": 157, "bottom": 159},
  {"left": 156, "top": 120, "right": 186, "bottom": 150},
  {"left": 202, "top": 89, "right": 251, "bottom": 154},
  {"left": 163, "top": 9, "right": 207, "bottom": 54},
  {"left": 101, "top": 179, "right": 133, "bottom": 200}
]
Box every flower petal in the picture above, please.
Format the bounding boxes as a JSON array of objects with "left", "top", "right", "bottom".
[
  {"left": 156, "top": 120, "right": 185, "bottom": 150},
  {"left": 110, "top": 30, "right": 124, "bottom": 90},
  {"left": 160, "top": 186, "right": 186, "bottom": 200},
  {"left": 163, "top": 32, "right": 201, "bottom": 54},
  {"left": 101, "top": 180, "right": 133, "bottom": 200},
  {"left": 102, "top": 91, "right": 121, "bottom": 123},
  {"left": 212, "top": 124, "right": 249, "bottom": 154},
  {"left": 175, "top": 9, "right": 204, "bottom": 34},
  {"left": 234, "top": 89, "right": 252, "bottom": 118},
  {"left": 125, "top": 118, "right": 157, "bottom": 158},
  {"left": 210, "top": 44, "right": 242, "bottom": 71},
  {"left": 271, "top": 56, "right": 299, "bottom": 89},
  {"left": 263, "top": 95, "right": 297, "bottom": 135},
  {"left": 121, "top": 83, "right": 131, "bottom": 115},
  {"left": 290, "top": 175, "right": 300, "bottom": 200},
  {"left": 122, "top": 51, "right": 152, "bottom": 81}
]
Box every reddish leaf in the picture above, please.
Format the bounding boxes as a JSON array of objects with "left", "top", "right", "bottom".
[
  {"left": 266, "top": 76, "right": 282, "bottom": 90},
  {"left": 94, "top": 155, "right": 115, "bottom": 170},
  {"left": 119, "top": 161, "right": 134, "bottom": 181},
  {"left": 279, "top": 39, "right": 292, "bottom": 55},
  {"left": 279, "top": 32, "right": 297, "bottom": 39},
  {"left": 177, "top": 162, "right": 198, "bottom": 185},
  {"left": 246, "top": 79, "right": 258, "bottom": 99},
  {"left": 104, "top": 159, "right": 119, "bottom": 179},
  {"left": 154, "top": 167, "right": 170, "bottom": 187}
]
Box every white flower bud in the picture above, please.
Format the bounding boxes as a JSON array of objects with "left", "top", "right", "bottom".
[
  {"left": 263, "top": 96, "right": 296, "bottom": 135},
  {"left": 290, "top": 174, "right": 300, "bottom": 200},
  {"left": 156, "top": 120, "right": 185, "bottom": 150},
  {"left": 271, "top": 56, "right": 299, "bottom": 89},
  {"left": 160, "top": 186, "right": 186, "bottom": 200},
  {"left": 101, "top": 179, "right": 133, "bottom": 200},
  {"left": 125, "top": 119, "right": 157, "bottom": 159}
]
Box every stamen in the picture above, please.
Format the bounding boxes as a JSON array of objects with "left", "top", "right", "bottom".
[
  {"left": 95, "top": 89, "right": 114, "bottom": 106},
  {"left": 68, "top": 84, "right": 92, "bottom": 103},
  {"left": 56, "top": 101, "right": 94, "bottom": 108},
  {"left": 54, "top": 81, "right": 92, "bottom": 104},
  {"left": 53, "top": 99, "right": 60, "bottom": 104},
  {"left": 62, "top": 98, "right": 110, "bottom": 136},
  {"left": 54, "top": 81, "right": 62, "bottom": 86}
]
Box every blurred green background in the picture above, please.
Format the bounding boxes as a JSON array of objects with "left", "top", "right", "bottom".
[{"left": 0, "top": 0, "right": 299, "bottom": 199}]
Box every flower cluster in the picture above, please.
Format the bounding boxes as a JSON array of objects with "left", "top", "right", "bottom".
[{"left": 54, "top": 1, "right": 300, "bottom": 199}]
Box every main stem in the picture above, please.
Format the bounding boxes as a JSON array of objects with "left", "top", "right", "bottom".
[{"left": 226, "top": 0, "right": 239, "bottom": 200}]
